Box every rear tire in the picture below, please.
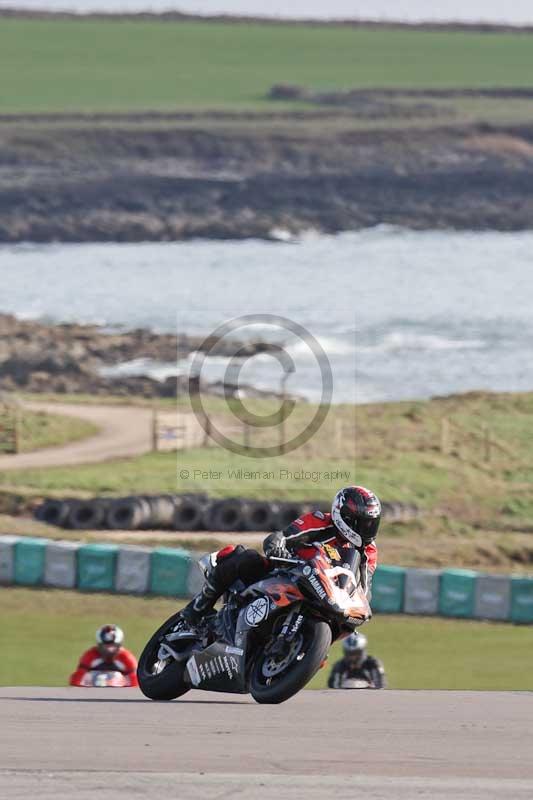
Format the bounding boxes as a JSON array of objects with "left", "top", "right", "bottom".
[
  {"left": 250, "top": 619, "right": 331, "bottom": 705},
  {"left": 137, "top": 612, "right": 192, "bottom": 701}
]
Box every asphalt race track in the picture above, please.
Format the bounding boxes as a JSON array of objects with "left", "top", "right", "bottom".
[{"left": 1, "top": 687, "right": 532, "bottom": 800}]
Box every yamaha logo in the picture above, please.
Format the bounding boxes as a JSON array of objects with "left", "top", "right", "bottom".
[
  {"left": 244, "top": 597, "right": 269, "bottom": 627},
  {"left": 307, "top": 572, "right": 327, "bottom": 600}
]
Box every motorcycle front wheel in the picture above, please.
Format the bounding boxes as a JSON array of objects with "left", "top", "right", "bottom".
[
  {"left": 250, "top": 619, "right": 331, "bottom": 705},
  {"left": 137, "top": 612, "right": 191, "bottom": 701}
]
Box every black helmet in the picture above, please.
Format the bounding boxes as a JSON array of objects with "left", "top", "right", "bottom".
[{"left": 331, "top": 486, "right": 381, "bottom": 546}]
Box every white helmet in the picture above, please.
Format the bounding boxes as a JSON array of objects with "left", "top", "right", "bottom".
[
  {"left": 96, "top": 624, "right": 124, "bottom": 648},
  {"left": 343, "top": 632, "right": 367, "bottom": 657}
]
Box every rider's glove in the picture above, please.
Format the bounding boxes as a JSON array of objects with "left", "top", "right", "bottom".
[{"left": 263, "top": 531, "right": 290, "bottom": 560}]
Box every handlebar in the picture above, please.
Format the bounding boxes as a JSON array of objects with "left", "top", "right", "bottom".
[{"left": 268, "top": 555, "right": 306, "bottom": 566}]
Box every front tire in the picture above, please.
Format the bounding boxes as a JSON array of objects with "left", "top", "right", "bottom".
[
  {"left": 250, "top": 619, "right": 331, "bottom": 705},
  {"left": 137, "top": 612, "right": 191, "bottom": 701}
]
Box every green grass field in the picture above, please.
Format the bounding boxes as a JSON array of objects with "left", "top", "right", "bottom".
[
  {"left": 1, "top": 19, "right": 533, "bottom": 113},
  {"left": 18, "top": 410, "right": 98, "bottom": 453},
  {"left": 0, "top": 449, "right": 356, "bottom": 500},
  {"left": 4, "top": 391, "right": 533, "bottom": 525},
  {"left": 0, "top": 588, "right": 531, "bottom": 690}
]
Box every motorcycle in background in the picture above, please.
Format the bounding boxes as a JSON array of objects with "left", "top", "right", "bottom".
[
  {"left": 339, "top": 677, "right": 373, "bottom": 689},
  {"left": 71, "top": 670, "right": 137, "bottom": 688}
]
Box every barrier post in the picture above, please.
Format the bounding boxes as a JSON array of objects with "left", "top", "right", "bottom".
[{"left": 151, "top": 405, "right": 158, "bottom": 452}]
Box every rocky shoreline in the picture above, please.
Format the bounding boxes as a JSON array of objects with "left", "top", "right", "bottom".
[
  {"left": 0, "top": 314, "right": 280, "bottom": 397},
  {"left": 1, "top": 115, "right": 533, "bottom": 242}
]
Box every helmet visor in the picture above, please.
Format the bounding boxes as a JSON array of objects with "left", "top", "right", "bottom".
[
  {"left": 99, "top": 643, "right": 119, "bottom": 658},
  {"left": 356, "top": 515, "right": 380, "bottom": 543}
]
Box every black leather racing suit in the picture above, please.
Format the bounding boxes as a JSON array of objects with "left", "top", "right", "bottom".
[{"left": 327, "top": 655, "right": 386, "bottom": 689}]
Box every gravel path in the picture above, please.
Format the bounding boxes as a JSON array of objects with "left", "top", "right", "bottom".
[{"left": 0, "top": 402, "right": 156, "bottom": 470}]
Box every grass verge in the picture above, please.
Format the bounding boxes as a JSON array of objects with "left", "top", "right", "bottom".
[
  {"left": 18, "top": 410, "right": 99, "bottom": 453},
  {"left": 1, "top": 587, "right": 530, "bottom": 690}
]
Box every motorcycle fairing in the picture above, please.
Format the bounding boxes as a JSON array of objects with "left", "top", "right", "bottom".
[
  {"left": 242, "top": 576, "right": 305, "bottom": 608},
  {"left": 185, "top": 581, "right": 304, "bottom": 693},
  {"left": 186, "top": 641, "right": 247, "bottom": 693}
]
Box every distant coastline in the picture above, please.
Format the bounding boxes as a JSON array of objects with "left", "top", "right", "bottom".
[
  {"left": 2, "top": 116, "right": 533, "bottom": 243},
  {"left": 1, "top": 7, "right": 533, "bottom": 33},
  {"left": 2, "top": 11, "right": 532, "bottom": 243}
]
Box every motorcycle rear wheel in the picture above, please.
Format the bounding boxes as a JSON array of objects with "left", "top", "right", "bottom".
[
  {"left": 250, "top": 619, "right": 331, "bottom": 704},
  {"left": 137, "top": 612, "right": 191, "bottom": 701}
]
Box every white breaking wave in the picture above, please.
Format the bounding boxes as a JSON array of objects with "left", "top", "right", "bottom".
[
  {"left": 358, "top": 332, "right": 486, "bottom": 355},
  {"left": 100, "top": 358, "right": 178, "bottom": 381},
  {"left": 286, "top": 336, "right": 356, "bottom": 359}
]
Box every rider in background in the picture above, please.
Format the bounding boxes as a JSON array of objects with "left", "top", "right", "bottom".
[
  {"left": 328, "top": 632, "right": 386, "bottom": 689},
  {"left": 69, "top": 624, "right": 139, "bottom": 687},
  {"left": 180, "top": 486, "right": 381, "bottom": 628}
]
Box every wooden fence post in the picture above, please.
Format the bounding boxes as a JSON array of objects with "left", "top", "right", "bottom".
[
  {"left": 13, "top": 402, "right": 20, "bottom": 454},
  {"left": 151, "top": 405, "right": 158, "bottom": 452},
  {"left": 483, "top": 423, "right": 491, "bottom": 463},
  {"left": 335, "top": 418, "right": 343, "bottom": 454},
  {"left": 243, "top": 423, "right": 251, "bottom": 450},
  {"left": 202, "top": 412, "right": 212, "bottom": 447},
  {"left": 440, "top": 417, "right": 450, "bottom": 455}
]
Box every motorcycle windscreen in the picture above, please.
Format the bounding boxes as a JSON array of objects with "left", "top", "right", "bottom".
[
  {"left": 324, "top": 543, "right": 361, "bottom": 594},
  {"left": 186, "top": 641, "right": 247, "bottom": 694}
]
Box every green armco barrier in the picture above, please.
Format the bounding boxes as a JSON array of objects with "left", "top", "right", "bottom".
[
  {"left": 371, "top": 565, "right": 406, "bottom": 613},
  {"left": 77, "top": 543, "right": 118, "bottom": 592},
  {"left": 150, "top": 547, "right": 192, "bottom": 596},
  {"left": 510, "top": 576, "right": 533, "bottom": 623},
  {"left": 4, "top": 529, "right": 533, "bottom": 626},
  {"left": 14, "top": 537, "right": 48, "bottom": 586},
  {"left": 439, "top": 569, "right": 477, "bottom": 618}
]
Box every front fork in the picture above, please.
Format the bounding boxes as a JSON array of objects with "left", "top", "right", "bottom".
[{"left": 269, "top": 603, "right": 304, "bottom": 656}]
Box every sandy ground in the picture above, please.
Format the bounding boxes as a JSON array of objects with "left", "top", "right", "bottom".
[{"left": 1, "top": 687, "right": 532, "bottom": 799}]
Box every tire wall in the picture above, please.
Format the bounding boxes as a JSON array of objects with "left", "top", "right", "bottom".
[{"left": 33, "top": 496, "right": 421, "bottom": 533}]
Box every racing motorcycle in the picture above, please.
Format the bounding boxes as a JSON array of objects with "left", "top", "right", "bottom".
[
  {"left": 339, "top": 677, "right": 373, "bottom": 689},
  {"left": 137, "top": 542, "right": 371, "bottom": 705},
  {"left": 71, "top": 670, "right": 136, "bottom": 688}
]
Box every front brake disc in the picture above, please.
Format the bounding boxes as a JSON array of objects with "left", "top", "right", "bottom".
[{"left": 261, "top": 634, "right": 304, "bottom": 678}]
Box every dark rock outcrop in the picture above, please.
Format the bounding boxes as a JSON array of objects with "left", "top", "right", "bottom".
[
  {"left": 0, "top": 314, "right": 281, "bottom": 397},
  {"left": 1, "top": 116, "right": 533, "bottom": 243}
]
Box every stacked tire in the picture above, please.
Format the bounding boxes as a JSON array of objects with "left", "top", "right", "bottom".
[
  {"left": 172, "top": 495, "right": 207, "bottom": 531},
  {"left": 35, "top": 495, "right": 409, "bottom": 534}
]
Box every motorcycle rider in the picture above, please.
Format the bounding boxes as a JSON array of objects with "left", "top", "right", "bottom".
[
  {"left": 69, "top": 624, "right": 139, "bottom": 686},
  {"left": 180, "top": 486, "right": 380, "bottom": 628},
  {"left": 327, "top": 632, "right": 386, "bottom": 689}
]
